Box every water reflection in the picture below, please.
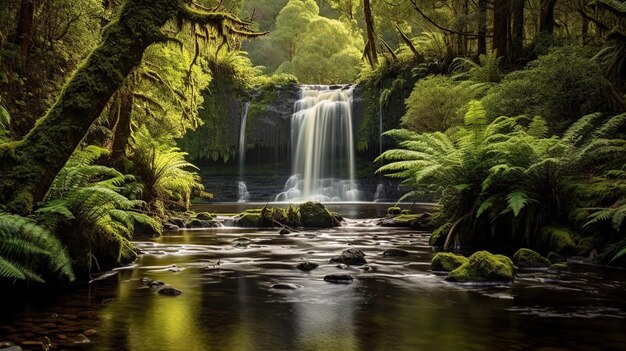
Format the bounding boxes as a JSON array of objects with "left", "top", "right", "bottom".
[{"left": 0, "top": 223, "right": 625, "bottom": 351}]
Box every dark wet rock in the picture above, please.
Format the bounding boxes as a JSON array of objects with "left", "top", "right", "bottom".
[
  {"left": 329, "top": 248, "right": 367, "bottom": 266},
  {"left": 335, "top": 263, "right": 348, "bottom": 269},
  {"left": 296, "top": 262, "right": 318, "bottom": 271},
  {"left": 158, "top": 285, "right": 182, "bottom": 296},
  {"left": 196, "top": 212, "right": 213, "bottom": 221},
  {"left": 300, "top": 202, "right": 339, "bottom": 228},
  {"left": 383, "top": 248, "right": 410, "bottom": 257},
  {"left": 189, "top": 219, "right": 204, "bottom": 228},
  {"left": 234, "top": 237, "right": 252, "bottom": 248},
  {"left": 148, "top": 280, "right": 165, "bottom": 289},
  {"left": 576, "top": 236, "right": 600, "bottom": 257},
  {"left": 446, "top": 251, "right": 514, "bottom": 284},
  {"left": 431, "top": 252, "right": 468, "bottom": 272},
  {"left": 140, "top": 277, "right": 152, "bottom": 286},
  {"left": 550, "top": 262, "right": 568, "bottom": 271},
  {"left": 164, "top": 222, "right": 179, "bottom": 231},
  {"left": 83, "top": 329, "right": 97, "bottom": 336},
  {"left": 513, "top": 248, "right": 550, "bottom": 269},
  {"left": 279, "top": 228, "right": 290, "bottom": 235},
  {"left": 170, "top": 218, "right": 186, "bottom": 228},
  {"left": 271, "top": 283, "right": 299, "bottom": 290},
  {"left": 324, "top": 274, "right": 353, "bottom": 284},
  {"left": 133, "top": 220, "right": 162, "bottom": 238},
  {"left": 547, "top": 251, "right": 566, "bottom": 263}
]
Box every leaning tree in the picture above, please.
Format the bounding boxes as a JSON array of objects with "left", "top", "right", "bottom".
[{"left": 0, "top": 0, "right": 264, "bottom": 213}]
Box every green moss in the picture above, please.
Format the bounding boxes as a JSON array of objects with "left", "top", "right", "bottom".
[
  {"left": 195, "top": 212, "right": 213, "bottom": 221},
  {"left": 446, "top": 251, "right": 514, "bottom": 283},
  {"left": 513, "top": 248, "right": 551, "bottom": 269},
  {"left": 387, "top": 206, "right": 401, "bottom": 215},
  {"left": 550, "top": 262, "right": 568, "bottom": 271},
  {"left": 299, "top": 201, "right": 338, "bottom": 228},
  {"left": 236, "top": 212, "right": 261, "bottom": 227},
  {"left": 429, "top": 222, "right": 451, "bottom": 247},
  {"left": 431, "top": 252, "right": 468, "bottom": 272},
  {"left": 540, "top": 226, "right": 578, "bottom": 256},
  {"left": 576, "top": 236, "right": 600, "bottom": 256}
]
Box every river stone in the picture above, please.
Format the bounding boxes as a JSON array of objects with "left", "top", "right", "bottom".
[
  {"left": 158, "top": 285, "right": 182, "bottom": 296},
  {"left": 446, "top": 251, "right": 514, "bottom": 284},
  {"left": 296, "top": 262, "right": 318, "bottom": 271},
  {"left": 324, "top": 274, "right": 353, "bottom": 284},
  {"left": 196, "top": 212, "right": 213, "bottom": 221},
  {"left": 431, "top": 252, "right": 468, "bottom": 272},
  {"left": 279, "top": 228, "right": 290, "bottom": 235},
  {"left": 148, "top": 280, "right": 165, "bottom": 289},
  {"left": 329, "top": 248, "right": 367, "bottom": 266},
  {"left": 71, "top": 334, "right": 90, "bottom": 344},
  {"left": 140, "top": 277, "right": 152, "bottom": 286},
  {"left": 383, "top": 248, "right": 410, "bottom": 257},
  {"left": 271, "top": 283, "right": 299, "bottom": 290},
  {"left": 513, "top": 248, "right": 551, "bottom": 269},
  {"left": 163, "top": 222, "right": 179, "bottom": 231},
  {"left": 0, "top": 346, "right": 22, "bottom": 351}
]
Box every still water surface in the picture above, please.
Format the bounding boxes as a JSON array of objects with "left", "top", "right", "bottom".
[{"left": 1, "top": 217, "right": 625, "bottom": 351}]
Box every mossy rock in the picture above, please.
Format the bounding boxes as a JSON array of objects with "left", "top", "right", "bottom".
[
  {"left": 299, "top": 201, "right": 338, "bottom": 228},
  {"left": 446, "top": 251, "right": 514, "bottom": 284},
  {"left": 576, "top": 236, "right": 600, "bottom": 257},
  {"left": 189, "top": 219, "right": 204, "bottom": 228},
  {"left": 429, "top": 222, "right": 451, "bottom": 247},
  {"left": 387, "top": 206, "right": 401, "bottom": 215},
  {"left": 494, "top": 254, "right": 515, "bottom": 270},
  {"left": 431, "top": 252, "right": 468, "bottom": 272},
  {"left": 540, "top": 226, "right": 578, "bottom": 256},
  {"left": 133, "top": 220, "right": 163, "bottom": 238},
  {"left": 401, "top": 209, "right": 411, "bottom": 215},
  {"left": 196, "top": 212, "right": 213, "bottom": 221},
  {"left": 549, "top": 262, "right": 568, "bottom": 271},
  {"left": 513, "top": 248, "right": 550, "bottom": 269},
  {"left": 236, "top": 212, "right": 262, "bottom": 227}
]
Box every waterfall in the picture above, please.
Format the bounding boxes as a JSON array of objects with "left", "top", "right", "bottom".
[
  {"left": 238, "top": 101, "right": 250, "bottom": 201},
  {"left": 275, "top": 85, "right": 360, "bottom": 202}
]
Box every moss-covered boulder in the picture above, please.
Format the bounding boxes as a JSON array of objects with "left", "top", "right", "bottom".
[
  {"left": 513, "top": 248, "right": 550, "bottom": 269},
  {"left": 446, "top": 251, "right": 514, "bottom": 284},
  {"left": 300, "top": 201, "right": 338, "bottom": 228},
  {"left": 540, "top": 226, "right": 578, "bottom": 256},
  {"left": 431, "top": 252, "right": 468, "bottom": 272},
  {"left": 576, "top": 236, "right": 600, "bottom": 257},
  {"left": 429, "top": 222, "right": 451, "bottom": 247},
  {"left": 196, "top": 212, "right": 213, "bottom": 221},
  {"left": 236, "top": 211, "right": 262, "bottom": 227}
]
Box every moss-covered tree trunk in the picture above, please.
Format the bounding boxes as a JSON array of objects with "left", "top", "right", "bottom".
[
  {"left": 0, "top": 0, "right": 262, "bottom": 212},
  {"left": 111, "top": 89, "right": 133, "bottom": 162}
]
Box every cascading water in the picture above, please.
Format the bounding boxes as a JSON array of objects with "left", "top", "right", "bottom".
[
  {"left": 237, "top": 101, "right": 251, "bottom": 202},
  {"left": 374, "top": 82, "right": 384, "bottom": 201},
  {"left": 275, "top": 85, "right": 360, "bottom": 202}
]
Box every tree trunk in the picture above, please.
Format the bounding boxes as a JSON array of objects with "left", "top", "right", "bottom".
[
  {"left": 363, "top": 0, "right": 378, "bottom": 66},
  {"left": 493, "top": 0, "right": 511, "bottom": 57},
  {"left": 539, "top": 0, "right": 557, "bottom": 35},
  {"left": 14, "top": 0, "right": 35, "bottom": 65},
  {"left": 511, "top": 0, "right": 525, "bottom": 60},
  {"left": 477, "top": 0, "right": 488, "bottom": 55},
  {"left": 0, "top": 0, "right": 180, "bottom": 212},
  {"left": 111, "top": 89, "right": 133, "bottom": 161}
]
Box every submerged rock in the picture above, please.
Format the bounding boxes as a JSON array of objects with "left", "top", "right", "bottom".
[
  {"left": 431, "top": 252, "right": 468, "bottom": 272},
  {"left": 324, "top": 274, "right": 353, "bottom": 284},
  {"left": 513, "top": 248, "right": 551, "bottom": 269},
  {"left": 271, "top": 283, "right": 299, "bottom": 290},
  {"left": 382, "top": 248, "right": 410, "bottom": 257},
  {"left": 329, "top": 248, "right": 367, "bottom": 266},
  {"left": 279, "top": 228, "right": 290, "bottom": 235},
  {"left": 296, "top": 262, "right": 318, "bottom": 271},
  {"left": 446, "top": 251, "right": 514, "bottom": 284},
  {"left": 157, "top": 285, "right": 182, "bottom": 296}
]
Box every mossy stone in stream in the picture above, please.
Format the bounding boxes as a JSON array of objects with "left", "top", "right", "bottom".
[
  {"left": 236, "top": 211, "right": 262, "bottom": 227},
  {"left": 431, "top": 252, "right": 468, "bottom": 272},
  {"left": 540, "top": 226, "right": 578, "bottom": 256},
  {"left": 196, "top": 212, "right": 213, "bottom": 221},
  {"left": 300, "top": 201, "right": 338, "bottom": 228},
  {"left": 387, "top": 206, "right": 401, "bottom": 215},
  {"left": 446, "top": 251, "right": 514, "bottom": 283},
  {"left": 513, "top": 248, "right": 551, "bottom": 269}
]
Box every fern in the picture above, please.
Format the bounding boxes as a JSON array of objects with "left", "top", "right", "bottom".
[{"left": 0, "top": 213, "right": 74, "bottom": 282}]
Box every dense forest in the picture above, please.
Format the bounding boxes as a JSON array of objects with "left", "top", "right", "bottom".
[{"left": 0, "top": 0, "right": 625, "bottom": 288}]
